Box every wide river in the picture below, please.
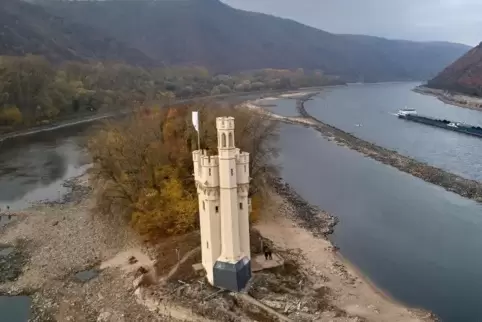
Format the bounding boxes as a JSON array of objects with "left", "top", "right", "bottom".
[{"left": 2, "top": 83, "right": 482, "bottom": 321}]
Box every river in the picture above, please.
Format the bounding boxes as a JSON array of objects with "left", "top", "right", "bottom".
[
  {"left": 2, "top": 83, "right": 482, "bottom": 321},
  {"left": 0, "top": 124, "right": 90, "bottom": 212},
  {"left": 305, "top": 82, "right": 482, "bottom": 182}
]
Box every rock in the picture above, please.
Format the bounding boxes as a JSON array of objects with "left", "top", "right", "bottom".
[
  {"left": 260, "top": 299, "right": 284, "bottom": 310},
  {"left": 97, "top": 311, "right": 125, "bottom": 322},
  {"left": 137, "top": 266, "right": 148, "bottom": 275},
  {"left": 128, "top": 256, "right": 138, "bottom": 265},
  {"left": 52, "top": 221, "right": 59, "bottom": 226}
]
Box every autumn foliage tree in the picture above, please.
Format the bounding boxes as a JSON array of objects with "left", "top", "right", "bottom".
[{"left": 88, "top": 103, "right": 279, "bottom": 239}]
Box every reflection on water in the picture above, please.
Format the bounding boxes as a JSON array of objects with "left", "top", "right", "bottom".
[{"left": 0, "top": 124, "right": 92, "bottom": 211}]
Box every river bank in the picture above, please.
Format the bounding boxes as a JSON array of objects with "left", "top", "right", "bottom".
[
  {"left": 413, "top": 86, "right": 482, "bottom": 111},
  {"left": 0, "top": 165, "right": 434, "bottom": 321}
]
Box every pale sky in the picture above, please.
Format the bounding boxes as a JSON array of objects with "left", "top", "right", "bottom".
[{"left": 222, "top": 0, "right": 481, "bottom": 46}]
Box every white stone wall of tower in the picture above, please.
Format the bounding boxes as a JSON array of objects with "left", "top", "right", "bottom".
[
  {"left": 193, "top": 150, "right": 222, "bottom": 284},
  {"left": 200, "top": 154, "right": 219, "bottom": 187},
  {"left": 199, "top": 193, "right": 221, "bottom": 284},
  {"left": 236, "top": 151, "right": 250, "bottom": 259}
]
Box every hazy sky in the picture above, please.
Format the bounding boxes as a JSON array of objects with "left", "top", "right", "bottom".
[{"left": 222, "top": 0, "right": 481, "bottom": 46}]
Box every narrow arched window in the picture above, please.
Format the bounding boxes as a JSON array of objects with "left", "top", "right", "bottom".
[
  {"left": 228, "top": 132, "right": 233, "bottom": 147},
  {"left": 221, "top": 133, "right": 227, "bottom": 147},
  {"left": 202, "top": 201, "right": 205, "bottom": 210}
]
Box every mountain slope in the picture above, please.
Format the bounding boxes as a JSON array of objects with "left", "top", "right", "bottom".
[
  {"left": 0, "top": 0, "right": 154, "bottom": 65},
  {"left": 41, "top": 0, "right": 469, "bottom": 82},
  {"left": 427, "top": 42, "right": 482, "bottom": 96}
]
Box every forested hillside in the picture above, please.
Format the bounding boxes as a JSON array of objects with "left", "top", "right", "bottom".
[
  {"left": 38, "top": 0, "right": 469, "bottom": 82},
  {"left": 427, "top": 42, "right": 482, "bottom": 97},
  {"left": 0, "top": 0, "right": 154, "bottom": 65},
  {"left": 0, "top": 55, "right": 338, "bottom": 132}
]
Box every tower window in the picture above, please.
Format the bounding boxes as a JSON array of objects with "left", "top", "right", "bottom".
[
  {"left": 209, "top": 168, "right": 211, "bottom": 176},
  {"left": 202, "top": 201, "right": 205, "bottom": 210},
  {"left": 206, "top": 241, "right": 209, "bottom": 249},
  {"left": 231, "top": 169, "right": 234, "bottom": 176},
  {"left": 244, "top": 165, "right": 247, "bottom": 172},
  {"left": 215, "top": 206, "right": 219, "bottom": 213},
  {"left": 228, "top": 132, "right": 233, "bottom": 147},
  {"left": 221, "top": 133, "right": 227, "bottom": 147},
  {"left": 239, "top": 202, "right": 243, "bottom": 210}
]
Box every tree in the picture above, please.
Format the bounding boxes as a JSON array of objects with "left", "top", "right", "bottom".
[
  {"left": 0, "top": 54, "right": 339, "bottom": 131},
  {"left": 88, "top": 103, "right": 279, "bottom": 240},
  {"left": 0, "top": 106, "right": 23, "bottom": 126}
]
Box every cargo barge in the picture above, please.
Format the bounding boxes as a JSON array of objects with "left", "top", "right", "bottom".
[{"left": 396, "top": 108, "right": 482, "bottom": 138}]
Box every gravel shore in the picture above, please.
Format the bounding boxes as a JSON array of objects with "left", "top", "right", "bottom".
[
  {"left": 413, "top": 86, "right": 482, "bottom": 111},
  {"left": 0, "top": 175, "right": 166, "bottom": 321}
]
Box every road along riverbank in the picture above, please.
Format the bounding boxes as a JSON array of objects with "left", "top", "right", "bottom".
[{"left": 0, "top": 87, "right": 334, "bottom": 142}]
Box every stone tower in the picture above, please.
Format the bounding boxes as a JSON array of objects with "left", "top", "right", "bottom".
[{"left": 192, "top": 116, "right": 251, "bottom": 292}]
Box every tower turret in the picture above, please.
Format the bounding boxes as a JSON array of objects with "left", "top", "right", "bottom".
[
  {"left": 216, "top": 117, "right": 241, "bottom": 262},
  {"left": 236, "top": 151, "right": 250, "bottom": 259}
]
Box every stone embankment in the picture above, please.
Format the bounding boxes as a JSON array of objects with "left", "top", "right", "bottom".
[
  {"left": 268, "top": 176, "right": 338, "bottom": 238},
  {"left": 288, "top": 93, "right": 482, "bottom": 203}
]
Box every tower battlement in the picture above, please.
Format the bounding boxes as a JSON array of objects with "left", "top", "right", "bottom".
[
  {"left": 200, "top": 155, "right": 219, "bottom": 167},
  {"left": 216, "top": 117, "right": 235, "bottom": 130},
  {"left": 236, "top": 152, "right": 249, "bottom": 164}
]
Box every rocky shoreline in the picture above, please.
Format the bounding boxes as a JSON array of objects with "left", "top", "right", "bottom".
[
  {"left": 413, "top": 86, "right": 482, "bottom": 111},
  {"left": 268, "top": 176, "right": 338, "bottom": 238},
  {"left": 274, "top": 93, "right": 482, "bottom": 203}
]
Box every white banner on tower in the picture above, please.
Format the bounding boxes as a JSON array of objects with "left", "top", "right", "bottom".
[{"left": 192, "top": 111, "right": 199, "bottom": 133}]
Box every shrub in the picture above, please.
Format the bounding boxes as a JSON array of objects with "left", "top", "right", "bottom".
[{"left": 0, "top": 106, "right": 23, "bottom": 125}]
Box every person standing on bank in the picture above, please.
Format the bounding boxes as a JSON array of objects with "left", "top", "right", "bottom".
[{"left": 264, "top": 245, "right": 273, "bottom": 260}]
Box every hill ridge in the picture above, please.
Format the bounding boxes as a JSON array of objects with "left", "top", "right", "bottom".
[
  {"left": 2, "top": 0, "right": 471, "bottom": 82},
  {"left": 427, "top": 42, "right": 482, "bottom": 96}
]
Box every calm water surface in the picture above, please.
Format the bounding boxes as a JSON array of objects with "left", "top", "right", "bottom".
[
  {"left": 303, "top": 82, "right": 482, "bottom": 181},
  {"left": 278, "top": 123, "right": 482, "bottom": 322},
  {"left": 0, "top": 296, "right": 31, "bottom": 322},
  {"left": 0, "top": 124, "right": 90, "bottom": 211}
]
